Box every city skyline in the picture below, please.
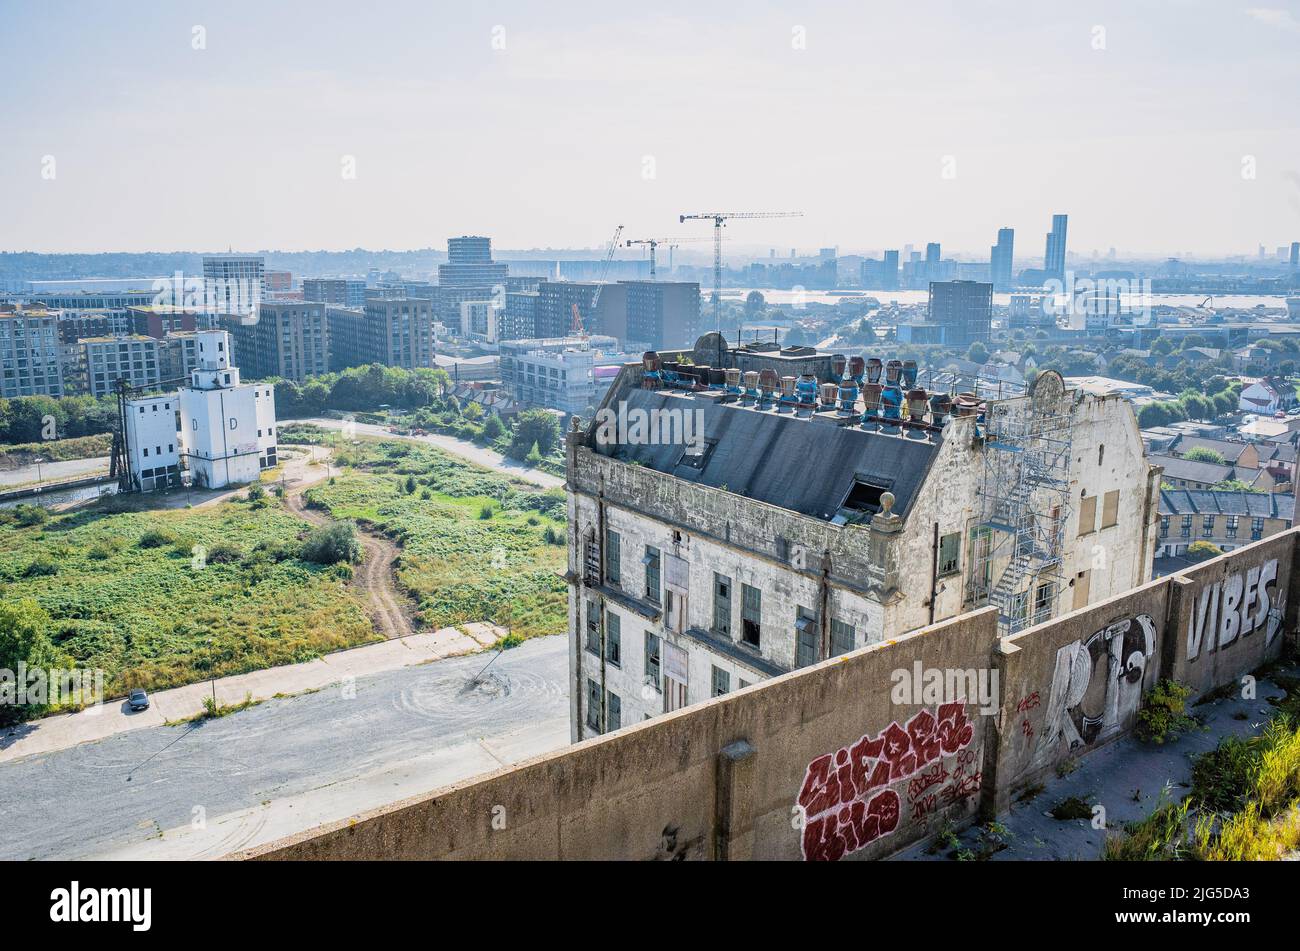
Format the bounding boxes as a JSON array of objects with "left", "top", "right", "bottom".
[{"left": 2, "top": 1, "right": 1298, "bottom": 256}]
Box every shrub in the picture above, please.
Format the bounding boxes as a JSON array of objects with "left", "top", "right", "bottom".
[
  {"left": 525, "top": 441, "right": 543, "bottom": 466},
  {"left": 301, "top": 522, "right": 362, "bottom": 565},
  {"left": 247, "top": 482, "right": 266, "bottom": 503},
  {"left": 1137, "top": 679, "right": 1197, "bottom": 744},
  {"left": 405, "top": 475, "right": 417, "bottom": 494},
  {"left": 14, "top": 504, "right": 49, "bottom": 527},
  {"left": 542, "top": 525, "right": 565, "bottom": 545},
  {"left": 24, "top": 556, "right": 59, "bottom": 578},
  {"left": 138, "top": 528, "right": 175, "bottom": 549},
  {"left": 206, "top": 541, "right": 244, "bottom": 564},
  {"left": 479, "top": 503, "right": 494, "bottom": 520}
]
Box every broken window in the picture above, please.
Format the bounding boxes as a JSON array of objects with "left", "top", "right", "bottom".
[
  {"left": 796, "top": 607, "right": 819, "bottom": 668},
  {"left": 585, "top": 598, "right": 600, "bottom": 655},
  {"left": 606, "top": 611, "right": 621, "bottom": 667},
  {"left": 712, "top": 573, "right": 732, "bottom": 636},
  {"left": 643, "top": 546, "right": 661, "bottom": 604},
  {"left": 607, "top": 692, "right": 621, "bottom": 731},
  {"left": 644, "top": 632, "right": 661, "bottom": 689},
  {"left": 841, "top": 476, "right": 891, "bottom": 514},
  {"left": 938, "top": 531, "right": 961, "bottom": 575},
  {"left": 741, "top": 584, "right": 762, "bottom": 648},
  {"left": 586, "top": 678, "right": 601, "bottom": 732},
  {"left": 711, "top": 666, "right": 730, "bottom": 698}
]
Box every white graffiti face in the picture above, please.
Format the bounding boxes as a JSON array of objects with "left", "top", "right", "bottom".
[
  {"left": 1187, "top": 558, "right": 1279, "bottom": 661},
  {"left": 1032, "top": 614, "right": 1156, "bottom": 768}
]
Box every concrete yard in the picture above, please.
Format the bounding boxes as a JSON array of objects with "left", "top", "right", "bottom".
[{"left": 0, "top": 635, "right": 569, "bottom": 860}]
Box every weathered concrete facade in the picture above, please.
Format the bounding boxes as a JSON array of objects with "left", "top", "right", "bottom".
[
  {"left": 566, "top": 353, "right": 1160, "bottom": 741},
  {"left": 239, "top": 532, "right": 1299, "bottom": 862}
]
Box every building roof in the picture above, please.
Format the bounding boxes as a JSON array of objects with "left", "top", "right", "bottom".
[
  {"left": 598, "top": 388, "right": 942, "bottom": 522},
  {"left": 1149, "top": 453, "right": 1233, "bottom": 484},
  {"left": 1170, "top": 435, "right": 1252, "bottom": 463},
  {"left": 1158, "top": 489, "right": 1294, "bottom": 521}
]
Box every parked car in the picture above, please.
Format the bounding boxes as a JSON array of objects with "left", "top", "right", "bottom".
[{"left": 128, "top": 688, "right": 150, "bottom": 711}]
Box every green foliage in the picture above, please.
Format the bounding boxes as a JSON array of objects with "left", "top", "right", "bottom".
[
  {"left": 1136, "top": 679, "right": 1198, "bottom": 744},
  {"left": 0, "top": 599, "right": 58, "bottom": 724},
  {"left": 301, "top": 522, "right": 362, "bottom": 565},
  {"left": 1185, "top": 540, "right": 1223, "bottom": 563},
  {"left": 1183, "top": 446, "right": 1226, "bottom": 464},
  {"left": 1102, "top": 797, "right": 1193, "bottom": 861},
  {"left": 525, "top": 441, "right": 543, "bottom": 466},
  {"left": 13, "top": 504, "right": 49, "bottom": 527},
  {"left": 301, "top": 440, "right": 566, "bottom": 640},
  {"left": 1051, "top": 796, "right": 1094, "bottom": 821},
  {"left": 508, "top": 410, "right": 560, "bottom": 461},
  {"left": 482, "top": 414, "right": 505, "bottom": 440},
  {"left": 0, "top": 502, "right": 376, "bottom": 697}
]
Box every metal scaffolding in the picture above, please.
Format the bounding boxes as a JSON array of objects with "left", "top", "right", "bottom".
[{"left": 970, "top": 374, "right": 1073, "bottom": 636}]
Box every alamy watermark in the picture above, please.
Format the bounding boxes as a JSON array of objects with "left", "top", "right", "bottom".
[
  {"left": 592, "top": 401, "right": 705, "bottom": 453},
  {"left": 1043, "top": 270, "right": 1155, "bottom": 329},
  {"left": 0, "top": 665, "right": 104, "bottom": 710},
  {"left": 890, "top": 661, "right": 999, "bottom": 716}
]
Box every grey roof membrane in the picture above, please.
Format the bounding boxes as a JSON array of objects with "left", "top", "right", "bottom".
[{"left": 598, "top": 388, "right": 942, "bottom": 521}]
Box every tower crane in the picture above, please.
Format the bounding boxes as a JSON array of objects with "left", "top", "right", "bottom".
[
  {"left": 678, "top": 211, "right": 803, "bottom": 331},
  {"left": 569, "top": 224, "right": 624, "bottom": 338},
  {"left": 624, "top": 236, "right": 709, "bottom": 281}
]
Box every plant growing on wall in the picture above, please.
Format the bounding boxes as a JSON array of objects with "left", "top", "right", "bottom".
[{"left": 1136, "top": 679, "right": 1198, "bottom": 744}]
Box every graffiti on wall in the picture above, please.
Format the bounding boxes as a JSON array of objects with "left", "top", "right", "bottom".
[
  {"left": 1029, "top": 614, "right": 1156, "bottom": 771},
  {"left": 1187, "top": 557, "right": 1283, "bottom": 661},
  {"left": 796, "top": 702, "right": 977, "bottom": 862}
]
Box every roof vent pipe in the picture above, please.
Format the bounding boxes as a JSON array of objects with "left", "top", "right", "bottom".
[
  {"left": 831, "top": 353, "right": 848, "bottom": 381},
  {"left": 885, "top": 359, "right": 902, "bottom": 385},
  {"left": 851, "top": 355, "right": 869, "bottom": 384},
  {"left": 906, "top": 388, "right": 928, "bottom": 421},
  {"left": 743, "top": 370, "right": 760, "bottom": 396},
  {"left": 901, "top": 359, "right": 918, "bottom": 388},
  {"left": 928, "top": 392, "right": 952, "bottom": 425},
  {"left": 862, "top": 382, "right": 883, "bottom": 415},
  {"left": 820, "top": 383, "right": 839, "bottom": 407},
  {"left": 779, "top": 375, "right": 797, "bottom": 401},
  {"left": 758, "top": 368, "right": 780, "bottom": 399},
  {"left": 838, "top": 381, "right": 860, "bottom": 414},
  {"left": 795, "top": 373, "right": 818, "bottom": 404},
  {"left": 865, "top": 357, "right": 882, "bottom": 385}
]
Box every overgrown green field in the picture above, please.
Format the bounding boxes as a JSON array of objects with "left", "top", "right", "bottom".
[
  {"left": 0, "top": 499, "right": 376, "bottom": 697},
  {"left": 301, "top": 440, "right": 568, "bottom": 639}
]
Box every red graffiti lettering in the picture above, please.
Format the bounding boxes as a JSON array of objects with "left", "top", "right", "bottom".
[
  {"left": 797, "top": 704, "right": 977, "bottom": 861},
  {"left": 1016, "top": 692, "right": 1041, "bottom": 714}
]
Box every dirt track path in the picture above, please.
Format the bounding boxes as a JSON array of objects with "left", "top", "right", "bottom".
[{"left": 286, "top": 488, "right": 413, "bottom": 640}]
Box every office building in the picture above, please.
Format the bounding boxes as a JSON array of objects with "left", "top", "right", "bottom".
[
  {"left": 990, "top": 227, "right": 1014, "bottom": 291},
  {"left": 622, "top": 281, "right": 701, "bottom": 350},
  {"left": 503, "top": 291, "right": 539, "bottom": 341},
  {"left": 499, "top": 335, "right": 624, "bottom": 414},
  {"left": 327, "top": 296, "right": 434, "bottom": 371},
  {"left": 928, "top": 280, "right": 993, "bottom": 347},
  {"left": 1044, "top": 214, "right": 1068, "bottom": 284},
  {"left": 83, "top": 335, "right": 160, "bottom": 398},
  {"left": 203, "top": 254, "right": 265, "bottom": 317},
  {"left": 222, "top": 301, "right": 328, "bottom": 382},
  {"left": 303, "top": 278, "right": 367, "bottom": 309},
  {"left": 0, "top": 309, "right": 64, "bottom": 397},
  {"left": 535, "top": 281, "right": 629, "bottom": 340}
]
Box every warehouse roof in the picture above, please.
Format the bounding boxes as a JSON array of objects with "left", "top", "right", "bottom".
[{"left": 599, "top": 388, "right": 942, "bottom": 522}]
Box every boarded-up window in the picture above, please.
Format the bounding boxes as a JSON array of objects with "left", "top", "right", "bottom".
[
  {"left": 1078, "top": 495, "right": 1097, "bottom": 536},
  {"left": 1101, "top": 490, "right": 1120, "bottom": 529},
  {"left": 830, "top": 618, "right": 855, "bottom": 657},
  {"left": 1073, "top": 570, "right": 1091, "bottom": 610}
]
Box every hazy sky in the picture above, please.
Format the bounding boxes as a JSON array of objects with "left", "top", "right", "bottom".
[{"left": 2, "top": 0, "right": 1298, "bottom": 258}]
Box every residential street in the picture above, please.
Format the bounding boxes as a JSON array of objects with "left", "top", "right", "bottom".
[{"left": 0, "top": 636, "right": 569, "bottom": 860}]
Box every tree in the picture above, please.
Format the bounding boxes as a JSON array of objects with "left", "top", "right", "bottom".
[
  {"left": 1185, "top": 540, "right": 1223, "bottom": 563},
  {"left": 967, "top": 341, "right": 989, "bottom": 364},
  {"left": 482, "top": 414, "right": 505, "bottom": 441},
  {"left": 0, "top": 599, "right": 56, "bottom": 725},
  {"left": 1183, "top": 447, "right": 1226, "bottom": 465},
  {"left": 508, "top": 409, "right": 560, "bottom": 460},
  {"left": 300, "top": 523, "right": 362, "bottom": 565},
  {"left": 525, "top": 441, "right": 543, "bottom": 466},
  {"left": 744, "top": 291, "right": 766, "bottom": 320}
]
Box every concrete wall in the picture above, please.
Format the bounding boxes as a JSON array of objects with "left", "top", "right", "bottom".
[{"left": 239, "top": 532, "right": 1300, "bottom": 862}]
